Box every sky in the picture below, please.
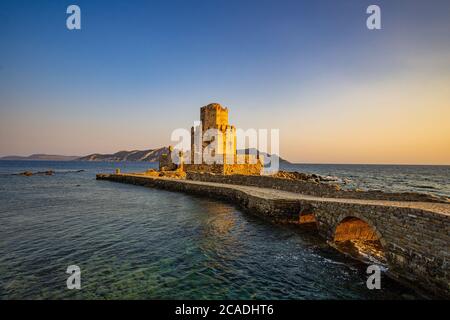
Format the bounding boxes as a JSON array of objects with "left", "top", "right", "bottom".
[{"left": 0, "top": 0, "right": 449, "bottom": 164}]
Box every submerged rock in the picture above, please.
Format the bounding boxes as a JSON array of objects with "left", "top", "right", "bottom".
[{"left": 16, "top": 169, "right": 84, "bottom": 176}]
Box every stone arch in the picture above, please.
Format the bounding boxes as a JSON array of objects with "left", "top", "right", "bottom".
[
  {"left": 332, "top": 213, "right": 386, "bottom": 264},
  {"left": 298, "top": 206, "right": 318, "bottom": 227}
]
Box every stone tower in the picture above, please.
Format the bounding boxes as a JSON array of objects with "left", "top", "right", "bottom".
[
  {"left": 191, "top": 103, "right": 236, "bottom": 164},
  {"left": 200, "top": 103, "right": 229, "bottom": 132},
  {"left": 185, "top": 103, "right": 262, "bottom": 175}
]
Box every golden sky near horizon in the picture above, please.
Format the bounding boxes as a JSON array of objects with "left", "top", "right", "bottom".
[
  {"left": 1, "top": 73, "right": 449, "bottom": 165},
  {"left": 280, "top": 76, "right": 450, "bottom": 164}
]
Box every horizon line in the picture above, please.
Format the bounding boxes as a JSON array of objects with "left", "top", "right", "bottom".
[{"left": 0, "top": 156, "right": 449, "bottom": 167}]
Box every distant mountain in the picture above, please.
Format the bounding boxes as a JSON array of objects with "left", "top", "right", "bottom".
[
  {"left": 0, "top": 154, "right": 79, "bottom": 161},
  {"left": 1, "top": 147, "right": 290, "bottom": 163},
  {"left": 79, "top": 147, "right": 289, "bottom": 164},
  {"left": 238, "top": 148, "right": 291, "bottom": 165},
  {"left": 77, "top": 147, "right": 169, "bottom": 162}
]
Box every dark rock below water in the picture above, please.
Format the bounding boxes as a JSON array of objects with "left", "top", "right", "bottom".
[
  {"left": 16, "top": 169, "right": 85, "bottom": 176},
  {"left": 19, "top": 170, "right": 54, "bottom": 176}
]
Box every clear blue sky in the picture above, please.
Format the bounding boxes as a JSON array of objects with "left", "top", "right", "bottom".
[{"left": 1, "top": 0, "right": 449, "bottom": 164}]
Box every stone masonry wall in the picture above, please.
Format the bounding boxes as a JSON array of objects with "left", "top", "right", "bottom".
[
  {"left": 223, "top": 163, "right": 262, "bottom": 175},
  {"left": 309, "top": 201, "right": 450, "bottom": 297},
  {"left": 184, "top": 163, "right": 262, "bottom": 175},
  {"left": 184, "top": 164, "right": 225, "bottom": 174}
]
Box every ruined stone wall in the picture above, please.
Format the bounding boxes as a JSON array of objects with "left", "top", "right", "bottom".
[
  {"left": 159, "top": 152, "right": 178, "bottom": 171},
  {"left": 185, "top": 172, "right": 445, "bottom": 203},
  {"left": 223, "top": 164, "right": 262, "bottom": 175},
  {"left": 184, "top": 163, "right": 262, "bottom": 175},
  {"left": 159, "top": 146, "right": 183, "bottom": 171},
  {"left": 184, "top": 164, "right": 225, "bottom": 174}
]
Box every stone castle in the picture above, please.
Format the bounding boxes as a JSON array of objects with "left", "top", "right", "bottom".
[{"left": 159, "top": 103, "right": 262, "bottom": 175}]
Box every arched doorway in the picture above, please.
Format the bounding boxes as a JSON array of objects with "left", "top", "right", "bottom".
[{"left": 333, "top": 216, "right": 386, "bottom": 264}]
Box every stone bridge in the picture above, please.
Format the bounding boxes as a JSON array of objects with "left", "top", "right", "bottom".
[{"left": 97, "top": 173, "right": 450, "bottom": 298}]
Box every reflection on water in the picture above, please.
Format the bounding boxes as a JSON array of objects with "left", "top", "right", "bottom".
[{"left": 0, "top": 161, "right": 425, "bottom": 299}]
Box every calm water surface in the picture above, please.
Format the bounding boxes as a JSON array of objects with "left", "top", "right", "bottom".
[{"left": 2, "top": 161, "right": 447, "bottom": 299}]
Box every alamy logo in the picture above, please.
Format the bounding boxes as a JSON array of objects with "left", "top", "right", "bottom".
[
  {"left": 66, "top": 5, "right": 81, "bottom": 30},
  {"left": 366, "top": 5, "right": 381, "bottom": 30},
  {"left": 366, "top": 265, "right": 381, "bottom": 289},
  {"left": 170, "top": 125, "right": 280, "bottom": 173},
  {"left": 66, "top": 265, "right": 81, "bottom": 289}
]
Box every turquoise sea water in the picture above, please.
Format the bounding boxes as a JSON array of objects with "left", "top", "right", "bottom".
[{"left": 1, "top": 161, "right": 448, "bottom": 299}]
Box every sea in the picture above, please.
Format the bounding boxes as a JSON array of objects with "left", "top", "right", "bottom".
[{"left": 0, "top": 160, "right": 448, "bottom": 299}]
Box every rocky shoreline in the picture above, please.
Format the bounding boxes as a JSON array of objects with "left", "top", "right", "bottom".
[{"left": 185, "top": 171, "right": 449, "bottom": 203}]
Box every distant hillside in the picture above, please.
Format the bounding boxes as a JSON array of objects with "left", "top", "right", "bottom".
[
  {"left": 1, "top": 147, "right": 290, "bottom": 163},
  {"left": 0, "top": 154, "right": 79, "bottom": 161},
  {"left": 80, "top": 147, "right": 290, "bottom": 163},
  {"left": 238, "top": 148, "right": 291, "bottom": 165},
  {"left": 77, "top": 147, "right": 169, "bottom": 162}
]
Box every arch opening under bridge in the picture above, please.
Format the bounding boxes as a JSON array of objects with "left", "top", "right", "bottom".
[
  {"left": 298, "top": 209, "right": 318, "bottom": 228},
  {"left": 333, "top": 215, "right": 386, "bottom": 264}
]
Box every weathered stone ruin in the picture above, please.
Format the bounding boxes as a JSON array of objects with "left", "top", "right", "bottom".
[
  {"left": 159, "top": 146, "right": 180, "bottom": 171},
  {"left": 159, "top": 103, "right": 263, "bottom": 175}
]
